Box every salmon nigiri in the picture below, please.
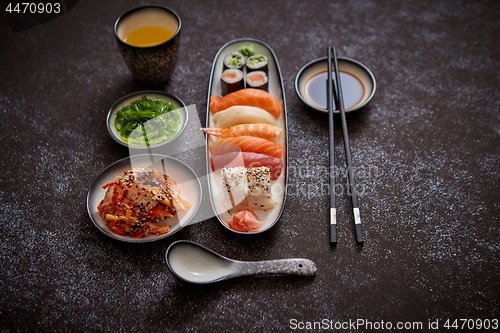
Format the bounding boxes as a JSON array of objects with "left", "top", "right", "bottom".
[
  {"left": 202, "top": 123, "right": 282, "bottom": 143},
  {"left": 210, "top": 88, "right": 282, "bottom": 117},
  {"left": 210, "top": 136, "right": 283, "bottom": 158}
]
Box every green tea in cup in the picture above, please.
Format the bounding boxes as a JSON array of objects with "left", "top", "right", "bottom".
[
  {"left": 123, "top": 25, "right": 175, "bottom": 47},
  {"left": 114, "top": 6, "right": 181, "bottom": 85}
]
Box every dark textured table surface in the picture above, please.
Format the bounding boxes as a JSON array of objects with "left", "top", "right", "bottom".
[{"left": 1, "top": 0, "right": 499, "bottom": 332}]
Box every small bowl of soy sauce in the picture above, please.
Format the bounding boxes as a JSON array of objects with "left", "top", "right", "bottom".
[{"left": 295, "top": 57, "right": 376, "bottom": 113}]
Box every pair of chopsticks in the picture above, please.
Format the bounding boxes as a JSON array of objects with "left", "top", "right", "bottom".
[{"left": 327, "top": 47, "right": 364, "bottom": 245}]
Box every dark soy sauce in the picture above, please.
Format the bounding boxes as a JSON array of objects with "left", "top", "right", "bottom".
[{"left": 305, "top": 71, "right": 365, "bottom": 110}]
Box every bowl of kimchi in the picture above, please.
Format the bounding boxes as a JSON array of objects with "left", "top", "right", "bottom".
[{"left": 86, "top": 154, "right": 201, "bottom": 242}]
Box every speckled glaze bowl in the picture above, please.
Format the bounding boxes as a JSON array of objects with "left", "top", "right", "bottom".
[
  {"left": 114, "top": 6, "right": 181, "bottom": 86},
  {"left": 106, "top": 90, "right": 188, "bottom": 148},
  {"left": 295, "top": 56, "right": 376, "bottom": 113}
]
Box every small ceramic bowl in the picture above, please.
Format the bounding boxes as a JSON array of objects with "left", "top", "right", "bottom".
[
  {"left": 87, "top": 154, "right": 202, "bottom": 243},
  {"left": 106, "top": 90, "right": 187, "bottom": 148},
  {"left": 295, "top": 57, "right": 376, "bottom": 113}
]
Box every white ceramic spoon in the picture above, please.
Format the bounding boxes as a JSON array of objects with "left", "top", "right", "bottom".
[{"left": 165, "top": 240, "right": 317, "bottom": 284}]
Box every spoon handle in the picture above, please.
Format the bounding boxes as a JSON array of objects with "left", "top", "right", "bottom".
[{"left": 235, "top": 258, "right": 317, "bottom": 277}]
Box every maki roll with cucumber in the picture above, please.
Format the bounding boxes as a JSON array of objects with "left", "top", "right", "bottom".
[
  {"left": 246, "top": 55, "right": 268, "bottom": 74},
  {"left": 223, "top": 51, "right": 246, "bottom": 70},
  {"left": 221, "top": 68, "right": 244, "bottom": 96}
]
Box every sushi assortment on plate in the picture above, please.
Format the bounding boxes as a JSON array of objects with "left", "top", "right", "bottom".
[{"left": 204, "top": 38, "right": 288, "bottom": 234}]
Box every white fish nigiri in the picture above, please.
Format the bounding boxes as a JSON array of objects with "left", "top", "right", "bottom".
[{"left": 212, "top": 105, "right": 278, "bottom": 129}]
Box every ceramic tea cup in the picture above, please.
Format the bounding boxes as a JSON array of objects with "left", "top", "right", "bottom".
[{"left": 114, "top": 6, "right": 181, "bottom": 86}]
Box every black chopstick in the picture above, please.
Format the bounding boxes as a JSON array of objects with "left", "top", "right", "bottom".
[
  {"left": 327, "top": 47, "right": 336, "bottom": 244},
  {"left": 140, "top": 124, "right": 155, "bottom": 165},
  {"left": 331, "top": 47, "right": 364, "bottom": 244}
]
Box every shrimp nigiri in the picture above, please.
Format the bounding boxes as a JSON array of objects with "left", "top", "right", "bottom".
[
  {"left": 202, "top": 123, "right": 282, "bottom": 143},
  {"left": 210, "top": 88, "right": 282, "bottom": 117},
  {"left": 210, "top": 136, "right": 283, "bottom": 159}
]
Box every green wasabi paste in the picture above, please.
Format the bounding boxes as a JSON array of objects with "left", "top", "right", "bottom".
[{"left": 238, "top": 44, "right": 255, "bottom": 58}]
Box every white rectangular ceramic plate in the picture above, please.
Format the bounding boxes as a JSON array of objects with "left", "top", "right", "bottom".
[{"left": 205, "top": 38, "right": 288, "bottom": 235}]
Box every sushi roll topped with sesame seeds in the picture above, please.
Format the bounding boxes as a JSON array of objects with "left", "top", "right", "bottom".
[{"left": 221, "top": 166, "right": 277, "bottom": 212}]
